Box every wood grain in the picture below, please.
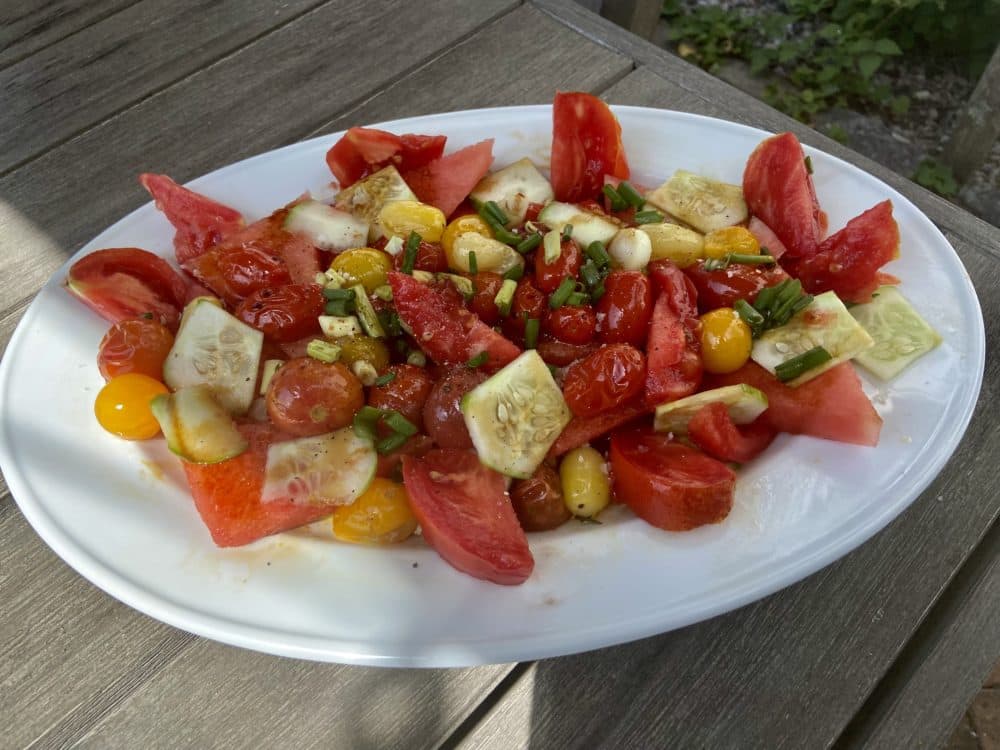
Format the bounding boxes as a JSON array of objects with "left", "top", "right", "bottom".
[{"left": 0, "top": 0, "right": 328, "bottom": 174}]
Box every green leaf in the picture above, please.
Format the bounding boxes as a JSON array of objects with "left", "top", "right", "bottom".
[
  {"left": 857, "top": 53, "right": 882, "bottom": 79},
  {"left": 873, "top": 38, "right": 902, "bottom": 55},
  {"left": 890, "top": 94, "right": 910, "bottom": 115}
]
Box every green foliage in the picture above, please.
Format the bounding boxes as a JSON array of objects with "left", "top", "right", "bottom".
[
  {"left": 912, "top": 158, "right": 958, "bottom": 196},
  {"left": 662, "top": 0, "right": 1000, "bottom": 122}
]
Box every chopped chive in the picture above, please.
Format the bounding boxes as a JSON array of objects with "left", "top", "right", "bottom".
[
  {"left": 486, "top": 218, "right": 521, "bottom": 246},
  {"left": 494, "top": 278, "right": 517, "bottom": 317},
  {"left": 465, "top": 351, "right": 488, "bottom": 369},
  {"left": 633, "top": 209, "right": 664, "bottom": 225},
  {"left": 602, "top": 184, "right": 627, "bottom": 211},
  {"left": 760, "top": 246, "right": 772, "bottom": 256},
  {"left": 322, "top": 287, "right": 355, "bottom": 301},
  {"left": 401, "top": 231, "right": 421, "bottom": 274},
  {"left": 734, "top": 299, "right": 765, "bottom": 333},
  {"left": 590, "top": 280, "right": 605, "bottom": 301},
  {"left": 524, "top": 317, "right": 540, "bottom": 349},
  {"left": 374, "top": 371, "right": 396, "bottom": 387},
  {"left": 502, "top": 264, "right": 525, "bottom": 281},
  {"left": 549, "top": 277, "right": 576, "bottom": 309},
  {"left": 352, "top": 406, "right": 383, "bottom": 441},
  {"left": 482, "top": 200, "right": 508, "bottom": 227},
  {"left": 753, "top": 283, "right": 780, "bottom": 313},
  {"left": 383, "top": 410, "right": 418, "bottom": 437},
  {"left": 377, "top": 310, "right": 403, "bottom": 337},
  {"left": 376, "top": 432, "right": 410, "bottom": 454},
  {"left": 580, "top": 260, "right": 602, "bottom": 288},
  {"left": 566, "top": 292, "right": 589, "bottom": 306},
  {"left": 560, "top": 223, "right": 573, "bottom": 241},
  {"left": 324, "top": 298, "right": 356, "bottom": 316},
  {"left": 585, "top": 241, "right": 611, "bottom": 268},
  {"left": 804, "top": 155, "right": 814, "bottom": 174},
  {"left": 730, "top": 253, "right": 776, "bottom": 265},
  {"left": 306, "top": 339, "right": 341, "bottom": 364},
  {"left": 141, "top": 311, "right": 154, "bottom": 320},
  {"left": 468, "top": 250, "right": 478, "bottom": 275},
  {"left": 775, "top": 346, "right": 831, "bottom": 382},
  {"left": 373, "top": 284, "right": 393, "bottom": 301},
  {"left": 702, "top": 257, "right": 728, "bottom": 272},
  {"left": 617, "top": 181, "right": 645, "bottom": 209},
  {"left": 516, "top": 232, "right": 542, "bottom": 254}
]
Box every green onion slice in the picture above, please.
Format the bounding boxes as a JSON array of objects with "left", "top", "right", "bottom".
[
  {"left": 524, "top": 317, "right": 540, "bottom": 349},
  {"left": 549, "top": 277, "right": 576, "bottom": 309},
  {"left": 617, "top": 181, "right": 645, "bottom": 209},
  {"left": 775, "top": 346, "right": 831, "bottom": 382}
]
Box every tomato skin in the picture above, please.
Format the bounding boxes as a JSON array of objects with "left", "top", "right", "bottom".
[
  {"left": 325, "top": 127, "right": 447, "bottom": 187},
  {"left": 94, "top": 373, "right": 169, "bottom": 440},
  {"left": 544, "top": 305, "right": 597, "bottom": 345},
  {"left": 468, "top": 272, "right": 505, "bottom": 325},
  {"left": 683, "top": 260, "right": 790, "bottom": 313},
  {"left": 390, "top": 239, "right": 448, "bottom": 273},
  {"left": 402, "top": 449, "right": 534, "bottom": 585},
  {"left": 687, "top": 403, "right": 777, "bottom": 463},
  {"left": 235, "top": 283, "right": 324, "bottom": 342},
  {"left": 185, "top": 244, "right": 291, "bottom": 306},
  {"left": 594, "top": 271, "right": 652, "bottom": 346},
  {"left": 609, "top": 428, "right": 736, "bottom": 531},
  {"left": 535, "top": 238, "right": 583, "bottom": 293},
  {"left": 525, "top": 202, "right": 545, "bottom": 223},
  {"left": 368, "top": 364, "right": 434, "bottom": 431},
  {"left": 644, "top": 260, "right": 703, "bottom": 406},
  {"left": 562, "top": 343, "right": 646, "bottom": 418},
  {"left": 265, "top": 357, "right": 363, "bottom": 437},
  {"left": 550, "top": 92, "right": 629, "bottom": 202},
  {"left": 535, "top": 335, "right": 599, "bottom": 367},
  {"left": 97, "top": 318, "right": 175, "bottom": 382},
  {"left": 422, "top": 368, "right": 487, "bottom": 449},
  {"left": 501, "top": 277, "right": 548, "bottom": 343},
  {"left": 66, "top": 247, "right": 190, "bottom": 330},
  {"left": 548, "top": 401, "right": 648, "bottom": 458},
  {"left": 510, "top": 463, "right": 571, "bottom": 532}
]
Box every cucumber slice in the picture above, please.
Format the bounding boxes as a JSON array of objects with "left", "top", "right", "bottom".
[
  {"left": 471, "top": 158, "right": 554, "bottom": 226},
  {"left": 163, "top": 299, "right": 263, "bottom": 415},
  {"left": 653, "top": 384, "right": 768, "bottom": 435},
  {"left": 645, "top": 170, "right": 748, "bottom": 234},
  {"left": 261, "top": 428, "right": 376, "bottom": 506},
  {"left": 319, "top": 315, "right": 363, "bottom": 338},
  {"left": 451, "top": 233, "right": 524, "bottom": 275},
  {"left": 438, "top": 273, "right": 475, "bottom": 300},
  {"left": 333, "top": 165, "right": 417, "bottom": 240},
  {"left": 850, "top": 286, "right": 942, "bottom": 380},
  {"left": 536, "top": 202, "right": 620, "bottom": 248},
  {"left": 284, "top": 200, "right": 369, "bottom": 252},
  {"left": 259, "top": 359, "right": 283, "bottom": 396},
  {"left": 638, "top": 223, "right": 704, "bottom": 268},
  {"left": 751, "top": 291, "right": 874, "bottom": 387},
  {"left": 150, "top": 385, "right": 248, "bottom": 464},
  {"left": 460, "top": 350, "right": 572, "bottom": 479}
]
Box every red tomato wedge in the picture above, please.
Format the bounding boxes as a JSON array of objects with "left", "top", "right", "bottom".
[
  {"left": 402, "top": 449, "right": 534, "bottom": 585},
  {"left": 325, "top": 127, "right": 447, "bottom": 187},
  {"left": 388, "top": 271, "right": 520, "bottom": 371},
  {"left": 548, "top": 400, "right": 648, "bottom": 458},
  {"left": 688, "top": 403, "right": 777, "bottom": 463},
  {"left": 645, "top": 260, "right": 702, "bottom": 406},
  {"left": 550, "top": 92, "right": 630, "bottom": 202},
  {"left": 742, "top": 132, "right": 825, "bottom": 258},
  {"left": 183, "top": 424, "right": 345, "bottom": 547},
  {"left": 610, "top": 428, "right": 736, "bottom": 531},
  {"left": 782, "top": 200, "right": 900, "bottom": 304},
  {"left": 705, "top": 361, "right": 882, "bottom": 446},
  {"left": 747, "top": 216, "right": 790, "bottom": 259},
  {"left": 66, "top": 247, "right": 190, "bottom": 330},
  {"left": 140, "top": 173, "right": 244, "bottom": 265},
  {"left": 402, "top": 139, "right": 494, "bottom": 217}
]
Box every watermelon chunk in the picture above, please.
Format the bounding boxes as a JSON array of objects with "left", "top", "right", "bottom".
[{"left": 402, "top": 139, "right": 494, "bottom": 217}]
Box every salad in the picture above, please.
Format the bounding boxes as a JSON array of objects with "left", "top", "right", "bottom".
[{"left": 65, "top": 92, "right": 941, "bottom": 586}]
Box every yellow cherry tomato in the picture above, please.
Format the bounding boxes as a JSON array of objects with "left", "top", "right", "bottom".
[
  {"left": 94, "top": 373, "right": 169, "bottom": 440},
  {"left": 330, "top": 248, "right": 392, "bottom": 293},
  {"left": 699, "top": 308, "right": 753, "bottom": 374},
  {"left": 440, "top": 214, "right": 493, "bottom": 258},
  {"left": 332, "top": 478, "right": 418, "bottom": 544},
  {"left": 703, "top": 226, "right": 760, "bottom": 260},
  {"left": 560, "top": 445, "right": 611, "bottom": 519},
  {"left": 335, "top": 336, "right": 390, "bottom": 372},
  {"left": 378, "top": 200, "right": 447, "bottom": 243}
]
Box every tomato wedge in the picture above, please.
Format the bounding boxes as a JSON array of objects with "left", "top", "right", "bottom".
[
  {"left": 645, "top": 260, "right": 702, "bottom": 406},
  {"left": 66, "top": 247, "right": 190, "bottom": 330},
  {"left": 325, "top": 127, "right": 447, "bottom": 187},
  {"left": 550, "top": 91, "right": 630, "bottom": 202},
  {"left": 683, "top": 260, "right": 790, "bottom": 313},
  {"left": 687, "top": 403, "right": 777, "bottom": 463},
  {"left": 140, "top": 173, "right": 244, "bottom": 265},
  {"left": 389, "top": 271, "right": 521, "bottom": 371},
  {"left": 402, "top": 449, "right": 534, "bottom": 585},
  {"left": 402, "top": 139, "right": 495, "bottom": 217},
  {"left": 548, "top": 400, "right": 648, "bottom": 458},
  {"left": 609, "top": 428, "right": 736, "bottom": 531}
]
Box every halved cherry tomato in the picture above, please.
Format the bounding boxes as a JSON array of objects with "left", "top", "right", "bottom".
[
  {"left": 97, "top": 318, "right": 175, "bottom": 382},
  {"left": 562, "top": 343, "right": 646, "bottom": 418},
  {"left": 266, "top": 357, "right": 363, "bottom": 437},
  {"left": 66, "top": 247, "right": 190, "bottom": 330},
  {"left": 184, "top": 244, "right": 291, "bottom": 307},
  {"left": 544, "top": 305, "right": 597, "bottom": 345},
  {"left": 368, "top": 364, "right": 434, "bottom": 431},
  {"left": 375, "top": 434, "right": 435, "bottom": 480},
  {"left": 609, "top": 428, "right": 736, "bottom": 531},
  {"left": 645, "top": 260, "right": 702, "bottom": 406},
  {"left": 687, "top": 402, "right": 777, "bottom": 463},
  {"left": 389, "top": 239, "right": 448, "bottom": 273},
  {"left": 594, "top": 270, "right": 652, "bottom": 346},
  {"left": 550, "top": 92, "right": 630, "bottom": 202},
  {"left": 325, "top": 127, "right": 448, "bottom": 187},
  {"left": 548, "top": 400, "right": 648, "bottom": 458},
  {"left": 683, "top": 260, "right": 790, "bottom": 313},
  {"left": 402, "top": 449, "right": 534, "bottom": 585},
  {"left": 140, "top": 173, "right": 244, "bottom": 264},
  {"left": 422, "top": 368, "right": 487, "bottom": 449},
  {"left": 535, "top": 238, "right": 583, "bottom": 293},
  {"left": 510, "top": 463, "right": 571, "bottom": 532},
  {"left": 468, "top": 272, "right": 505, "bottom": 325},
  {"left": 535, "top": 335, "right": 599, "bottom": 367},
  {"left": 501, "top": 277, "right": 547, "bottom": 344},
  {"left": 235, "top": 283, "right": 324, "bottom": 342}
]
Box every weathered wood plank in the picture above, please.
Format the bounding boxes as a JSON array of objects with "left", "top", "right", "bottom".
[
  {"left": 0, "top": 0, "right": 138, "bottom": 69},
  {"left": 0, "top": 0, "right": 328, "bottom": 174},
  {"left": 451, "top": 62, "right": 1000, "bottom": 750}
]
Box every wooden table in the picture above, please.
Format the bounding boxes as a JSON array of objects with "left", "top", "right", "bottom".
[{"left": 2, "top": 1, "right": 998, "bottom": 747}]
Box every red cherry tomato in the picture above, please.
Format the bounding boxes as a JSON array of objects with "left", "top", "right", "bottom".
[
  {"left": 594, "top": 270, "right": 652, "bottom": 346},
  {"left": 509, "top": 463, "right": 571, "bottom": 532},
  {"left": 687, "top": 402, "right": 777, "bottom": 463},
  {"left": 468, "top": 272, "right": 505, "bottom": 325},
  {"left": 609, "top": 428, "right": 736, "bottom": 531},
  {"left": 535, "top": 335, "right": 599, "bottom": 367},
  {"left": 368, "top": 364, "right": 434, "bottom": 431},
  {"left": 683, "top": 260, "right": 790, "bottom": 313},
  {"left": 501, "top": 277, "right": 547, "bottom": 343},
  {"left": 422, "top": 368, "right": 487, "bottom": 449},
  {"left": 543, "top": 305, "right": 597, "bottom": 345},
  {"left": 550, "top": 92, "right": 630, "bottom": 202},
  {"left": 402, "top": 449, "right": 534, "bottom": 585},
  {"left": 266, "top": 358, "right": 364, "bottom": 437},
  {"left": 390, "top": 239, "right": 448, "bottom": 273},
  {"left": 97, "top": 318, "right": 175, "bottom": 382},
  {"left": 325, "top": 127, "right": 447, "bottom": 187},
  {"left": 525, "top": 202, "right": 545, "bottom": 223},
  {"left": 184, "top": 245, "right": 291, "bottom": 306},
  {"left": 535, "top": 238, "right": 583, "bottom": 293},
  {"left": 235, "top": 283, "right": 324, "bottom": 342},
  {"left": 562, "top": 343, "right": 646, "bottom": 418}
]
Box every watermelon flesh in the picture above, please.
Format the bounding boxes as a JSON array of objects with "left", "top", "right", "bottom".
[{"left": 403, "top": 139, "right": 494, "bottom": 217}]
